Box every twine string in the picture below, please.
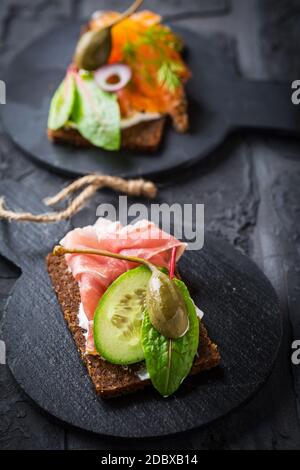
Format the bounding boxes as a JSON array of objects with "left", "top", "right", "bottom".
[{"left": 0, "top": 175, "right": 157, "bottom": 223}]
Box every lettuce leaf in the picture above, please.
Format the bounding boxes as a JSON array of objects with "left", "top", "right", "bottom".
[
  {"left": 72, "top": 73, "right": 121, "bottom": 151},
  {"left": 141, "top": 279, "right": 199, "bottom": 397},
  {"left": 48, "top": 72, "right": 76, "bottom": 131}
]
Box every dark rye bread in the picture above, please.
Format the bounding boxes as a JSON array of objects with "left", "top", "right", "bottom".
[
  {"left": 47, "top": 116, "right": 166, "bottom": 152},
  {"left": 47, "top": 254, "right": 220, "bottom": 398}
]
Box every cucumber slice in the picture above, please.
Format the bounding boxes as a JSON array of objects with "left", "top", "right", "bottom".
[{"left": 94, "top": 266, "right": 151, "bottom": 365}]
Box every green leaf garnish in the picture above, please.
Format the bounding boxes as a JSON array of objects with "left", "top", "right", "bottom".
[
  {"left": 141, "top": 279, "right": 199, "bottom": 397},
  {"left": 48, "top": 72, "right": 76, "bottom": 130},
  {"left": 72, "top": 73, "right": 121, "bottom": 151}
]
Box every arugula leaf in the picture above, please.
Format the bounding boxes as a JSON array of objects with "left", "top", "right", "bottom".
[
  {"left": 141, "top": 279, "right": 199, "bottom": 397},
  {"left": 48, "top": 72, "right": 76, "bottom": 130},
  {"left": 72, "top": 73, "right": 121, "bottom": 151}
]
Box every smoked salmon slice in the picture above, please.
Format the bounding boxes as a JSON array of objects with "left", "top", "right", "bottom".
[{"left": 89, "top": 10, "right": 191, "bottom": 131}]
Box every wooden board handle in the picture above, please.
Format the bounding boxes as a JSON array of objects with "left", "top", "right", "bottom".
[{"left": 229, "top": 80, "right": 300, "bottom": 136}]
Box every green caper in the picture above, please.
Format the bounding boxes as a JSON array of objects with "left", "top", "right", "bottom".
[
  {"left": 146, "top": 269, "right": 189, "bottom": 339},
  {"left": 74, "top": 1, "right": 144, "bottom": 71},
  {"left": 74, "top": 28, "right": 112, "bottom": 71}
]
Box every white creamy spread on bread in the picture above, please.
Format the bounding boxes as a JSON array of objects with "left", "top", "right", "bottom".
[
  {"left": 120, "top": 112, "right": 163, "bottom": 130},
  {"left": 65, "top": 111, "right": 162, "bottom": 132},
  {"left": 137, "top": 367, "right": 150, "bottom": 381},
  {"left": 195, "top": 306, "right": 204, "bottom": 320},
  {"left": 78, "top": 303, "right": 89, "bottom": 342}
]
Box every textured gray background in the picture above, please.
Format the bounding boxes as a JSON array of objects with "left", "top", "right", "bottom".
[{"left": 0, "top": 0, "right": 300, "bottom": 449}]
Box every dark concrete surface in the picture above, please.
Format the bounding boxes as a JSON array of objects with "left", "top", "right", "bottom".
[{"left": 0, "top": 0, "right": 299, "bottom": 449}]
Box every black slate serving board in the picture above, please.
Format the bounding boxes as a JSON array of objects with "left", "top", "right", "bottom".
[
  {"left": 1, "top": 23, "right": 300, "bottom": 179},
  {"left": 0, "top": 181, "right": 282, "bottom": 437}
]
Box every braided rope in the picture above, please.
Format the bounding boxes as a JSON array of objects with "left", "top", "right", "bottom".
[{"left": 0, "top": 175, "right": 157, "bottom": 223}]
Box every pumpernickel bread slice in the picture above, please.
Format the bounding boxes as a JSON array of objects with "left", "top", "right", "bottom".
[
  {"left": 47, "top": 253, "right": 220, "bottom": 398},
  {"left": 47, "top": 116, "right": 166, "bottom": 152}
]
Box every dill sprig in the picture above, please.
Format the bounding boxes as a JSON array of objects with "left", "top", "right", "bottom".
[
  {"left": 122, "top": 25, "right": 185, "bottom": 92},
  {"left": 157, "top": 61, "right": 184, "bottom": 93},
  {"left": 122, "top": 41, "right": 137, "bottom": 62}
]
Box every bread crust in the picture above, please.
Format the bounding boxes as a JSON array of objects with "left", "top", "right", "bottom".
[
  {"left": 47, "top": 117, "right": 166, "bottom": 152},
  {"left": 47, "top": 254, "right": 220, "bottom": 398}
]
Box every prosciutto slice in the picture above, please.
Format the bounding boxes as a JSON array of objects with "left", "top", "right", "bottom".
[{"left": 61, "top": 218, "right": 186, "bottom": 355}]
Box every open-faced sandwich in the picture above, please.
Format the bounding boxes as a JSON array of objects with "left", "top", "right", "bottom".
[
  {"left": 47, "top": 0, "right": 191, "bottom": 152},
  {"left": 47, "top": 218, "right": 220, "bottom": 398}
]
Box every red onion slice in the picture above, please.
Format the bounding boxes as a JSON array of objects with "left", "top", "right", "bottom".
[{"left": 94, "top": 64, "right": 132, "bottom": 92}]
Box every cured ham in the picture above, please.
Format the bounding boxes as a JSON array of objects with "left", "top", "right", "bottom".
[{"left": 61, "top": 218, "right": 186, "bottom": 354}]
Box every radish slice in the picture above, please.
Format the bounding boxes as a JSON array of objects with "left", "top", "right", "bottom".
[{"left": 94, "top": 64, "right": 132, "bottom": 92}]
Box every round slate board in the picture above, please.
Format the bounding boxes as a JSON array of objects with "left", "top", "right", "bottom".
[
  {"left": 2, "top": 22, "right": 299, "bottom": 179},
  {"left": 1, "top": 23, "right": 228, "bottom": 179},
  {"left": 0, "top": 181, "right": 282, "bottom": 437}
]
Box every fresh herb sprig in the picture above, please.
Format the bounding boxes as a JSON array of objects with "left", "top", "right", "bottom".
[
  {"left": 157, "top": 61, "right": 185, "bottom": 93},
  {"left": 122, "top": 24, "right": 186, "bottom": 93}
]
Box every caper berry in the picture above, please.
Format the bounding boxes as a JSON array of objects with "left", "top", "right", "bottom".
[
  {"left": 74, "top": 0, "right": 144, "bottom": 71},
  {"left": 146, "top": 269, "right": 189, "bottom": 339},
  {"left": 74, "top": 28, "right": 112, "bottom": 71}
]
